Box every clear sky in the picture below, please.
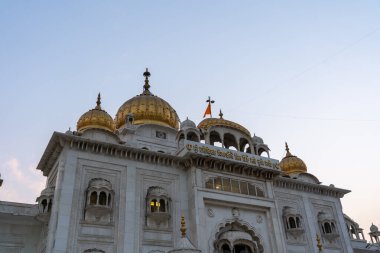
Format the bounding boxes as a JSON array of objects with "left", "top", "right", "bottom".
[{"left": 0, "top": 0, "right": 379, "bottom": 236}]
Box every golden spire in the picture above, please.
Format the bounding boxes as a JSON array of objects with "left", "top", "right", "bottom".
[
  {"left": 95, "top": 93, "right": 101, "bottom": 110},
  {"left": 143, "top": 68, "right": 151, "bottom": 95},
  {"left": 219, "top": 109, "right": 224, "bottom": 119},
  {"left": 180, "top": 215, "right": 187, "bottom": 238},
  {"left": 316, "top": 234, "right": 323, "bottom": 252}
]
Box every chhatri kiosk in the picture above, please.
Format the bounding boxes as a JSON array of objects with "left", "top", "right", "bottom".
[{"left": 0, "top": 69, "right": 378, "bottom": 253}]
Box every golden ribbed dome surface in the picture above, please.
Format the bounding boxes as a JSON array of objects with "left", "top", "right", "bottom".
[
  {"left": 279, "top": 143, "right": 307, "bottom": 174},
  {"left": 77, "top": 94, "right": 115, "bottom": 133},
  {"left": 114, "top": 69, "right": 180, "bottom": 130},
  {"left": 197, "top": 112, "right": 251, "bottom": 137}
]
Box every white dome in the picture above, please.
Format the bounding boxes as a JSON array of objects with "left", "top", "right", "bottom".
[
  {"left": 181, "top": 118, "right": 196, "bottom": 129},
  {"left": 370, "top": 223, "right": 379, "bottom": 232}
]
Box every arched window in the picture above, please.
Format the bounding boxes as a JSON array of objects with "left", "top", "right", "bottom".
[
  {"left": 239, "top": 138, "right": 251, "bottom": 153},
  {"left": 187, "top": 131, "right": 199, "bottom": 142},
  {"left": 85, "top": 178, "right": 114, "bottom": 223},
  {"left": 150, "top": 199, "right": 158, "bottom": 212},
  {"left": 324, "top": 222, "right": 332, "bottom": 234},
  {"left": 41, "top": 199, "right": 48, "bottom": 212},
  {"left": 146, "top": 186, "right": 171, "bottom": 229},
  {"left": 90, "top": 192, "right": 97, "bottom": 205},
  {"left": 289, "top": 217, "right": 296, "bottom": 229},
  {"left": 296, "top": 217, "right": 301, "bottom": 228},
  {"left": 108, "top": 193, "right": 112, "bottom": 207},
  {"left": 258, "top": 149, "right": 269, "bottom": 158},
  {"left": 222, "top": 244, "right": 231, "bottom": 253},
  {"left": 47, "top": 200, "right": 52, "bottom": 212},
  {"left": 210, "top": 131, "right": 223, "bottom": 147},
  {"left": 159, "top": 199, "right": 166, "bottom": 212},
  {"left": 99, "top": 192, "right": 107, "bottom": 206},
  {"left": 223, "top": 133, "right": 238, "bottom": 150},
  {"left": 234, "top": 244, "right": 253, "bottom": 253}
]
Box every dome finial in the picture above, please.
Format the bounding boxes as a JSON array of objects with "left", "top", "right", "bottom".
[
  {"left": 143, "top": 68, "right": 151, "bottom": 95},
  {"left": 95, "top": 93, "right": 102, "bottom": 110},
  {"left": 180, "top": 215, "right": 187, "bottom": 238},
  {"left": 285, "top": 142, "right": 292, "bottom": 156},
  {"left": 219, "top": 109, "right": 224, "bottom": 119}
]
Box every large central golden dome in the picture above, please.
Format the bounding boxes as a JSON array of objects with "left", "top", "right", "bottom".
[{"left": 114, "top": 69, "right": 180, "bottom": 129}]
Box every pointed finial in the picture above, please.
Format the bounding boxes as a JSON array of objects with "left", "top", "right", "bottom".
[
  {"left": 95, "top": 93, "right": 101, "bottom": 109},
  {"left": 285, "top": 142, "right": 292, "bottom": 156},
  {"left": 219, "top": 109, "right": 224, "bottom": 119},
  {"left": 143, "top": 68, "right": 151, "bottom": 95},
  {"left": 316, "top": 234, "right": 323, "bottom": 252},
  {"left": 180, "top": 215, "right": 187, "bottom": 238}
]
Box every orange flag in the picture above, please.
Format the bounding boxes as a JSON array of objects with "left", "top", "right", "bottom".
[{"left": 203, "top": 103, "right": 212, "bottom": 118}]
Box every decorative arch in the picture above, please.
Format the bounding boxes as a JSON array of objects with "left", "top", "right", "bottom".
[
  {"left": 187, "top": 131, "right": 200, "bottom": 142},
  {"left": 210, "top": 130, "right": 223, "bottom": 147},
  {"left": 239, "top": 137, "right": 252, "bottom": 153},
  {"left": 209, "top": 218, "right": 264, "bottom": 253},
  {"left": 223, "top": 133, "right": 238, "bottom": 150}
]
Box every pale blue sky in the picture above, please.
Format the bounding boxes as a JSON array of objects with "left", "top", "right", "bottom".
[{"left": 0, "top": 0, "right": 379, "bottom": 235}]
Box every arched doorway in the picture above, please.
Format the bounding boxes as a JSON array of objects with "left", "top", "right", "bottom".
[{"left": 213, "top": 221, "right": 263, "bottom": 253}]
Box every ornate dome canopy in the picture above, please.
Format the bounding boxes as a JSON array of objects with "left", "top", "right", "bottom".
[
  {"left": 279, "top": 143, "right": 307, "bottom": 174},
  {"left": 197, "top": 111, "right": 251, "bottom": 137},
  {"left": 114, "top": 69, "right": 180, "bottom": 130},
  {"left": 181, "top": 117, "right": 197, "bottom": 129},
  {"left": 370, "top": 223, "right": 379, "bottom": 233},
  {"left": 77, "top": 94, "right": 115, "bottom": 133}
]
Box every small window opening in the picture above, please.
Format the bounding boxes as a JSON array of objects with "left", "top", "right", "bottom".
[
  {"left": 99, "top": 192, "right": 107, "bottom": 206},
  {"left": 41, "top": 199, "right": 48, "bottom": 212},
  {"left": 90, "top": 192, "right": 97, "bottom": 205}
]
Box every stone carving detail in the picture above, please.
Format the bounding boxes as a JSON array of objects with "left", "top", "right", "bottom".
[
  {"left": 232, "top": 207, "right": 240, "bottom": 218},
  {"left": 208, "top": 208, "right": 215, "bottom": 217},
  {"left": 256, "top": 215, "right": 263, "bottom": 224}
]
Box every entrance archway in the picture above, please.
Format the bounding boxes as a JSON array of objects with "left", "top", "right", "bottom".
[{"left": 213, "top": 220, "right": 264, "bottom": 253}]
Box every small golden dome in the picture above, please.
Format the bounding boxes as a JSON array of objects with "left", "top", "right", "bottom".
[
  {"left": 114, "top": 69, "right": 180, "bottom": 130},
  {"left": 197, "top": 110, "right": 251, "bottom": 136},
  {"left": 77, "top": 93, "right": 115, "bottom": 133},
  {"left": 279, "top": 143, "right": 307, "bottom": 174}
]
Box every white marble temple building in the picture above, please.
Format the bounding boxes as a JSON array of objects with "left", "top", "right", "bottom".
[{"left": 0, "top": 69, "right": 379, "bottom": 253}]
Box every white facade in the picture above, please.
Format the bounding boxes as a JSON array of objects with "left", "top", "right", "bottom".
[{"left": 0, "top": 71, "right": 378, "bottom": 253}]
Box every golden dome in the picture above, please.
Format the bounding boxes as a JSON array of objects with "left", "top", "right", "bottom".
[
  {"left": 279, "top": 143, "right": 307, "bottom": 174},
  {"left": 114, "top": 69, "right": 180, "bottom": 130},
  {"left": 197, "top": 110, "right": 251, "bottom": 136},
  {"left": 77, "top": 93, "right": 115, "bottom": 133}
]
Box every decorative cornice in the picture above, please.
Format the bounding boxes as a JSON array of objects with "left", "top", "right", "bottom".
[
  {"left": 273, "top": 177, "right": 350, "bottom": 198},
  {"left": 36, "top": 132, "right": 280, "bottom": 180}
]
